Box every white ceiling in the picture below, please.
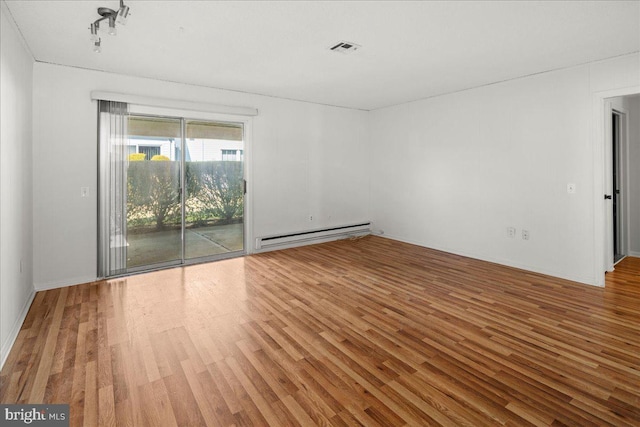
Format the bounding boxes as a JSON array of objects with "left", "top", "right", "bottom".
[{"left": 5, "top": 1, "right": 640, "bottom": 110}]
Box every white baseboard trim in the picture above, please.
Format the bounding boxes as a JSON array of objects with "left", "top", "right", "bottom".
[
  {"left": 628, "top": 251, "right": 640, "bottom": 258},
  {"left": 34, "top": 275, "right": 98, "bottom": 291},
  {"left": 379, "top": 234, "right": 598, "bottom": 287},
  {"left": 1, "top": 289, "right": 36, "bottom": 371}
]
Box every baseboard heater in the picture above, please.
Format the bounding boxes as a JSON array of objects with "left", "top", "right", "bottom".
[{"left": 255, "top": 222, "right": 371, "bottom": 250}]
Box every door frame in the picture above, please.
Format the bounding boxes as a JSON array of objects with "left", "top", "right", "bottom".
[
  {"left": 610, "top": 107, "right": 630, "bottom": 265},
  {"left": 592, "top": 85, "right": 639, "bottom": 286}
]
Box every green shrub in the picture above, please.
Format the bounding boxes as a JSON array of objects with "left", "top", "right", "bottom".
[
  {"left": 187, "top": 161, "right": 244, "bottom": 223},
  {"left": 127, "top": 161, "right": 244, "bottom": 230},
  {"left": 128, "top": 161, "right": 180, "bottom": 230}
]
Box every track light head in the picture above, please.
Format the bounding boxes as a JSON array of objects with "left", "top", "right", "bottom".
[
  {"left": 108, "top": 16, "right": 117, "bottom": 36},
  {"left": 117, "top": 5, "right": 130, "bottom": 25},
  {"left": 93, "top": 39, "right": 102, "bottom": 53},
  {"left": 90, "top": 22, "right": 99, "bottom": 42}
]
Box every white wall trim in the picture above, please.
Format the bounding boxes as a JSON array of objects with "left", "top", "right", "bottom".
[
  {"left": 0, "top": 289, "right": 35, "bottom": 371},
  {"left": 382, "top": 234, "right": 596, "bottom": 287},
  {"left": 34, "top": 275, "right": 98, "bottom": 292},
  {"left": 592, "top": 85, "right": 640, "bottom": 287},
  {"left": 90, "top": 91, "right": 258, "bottom": 116}
]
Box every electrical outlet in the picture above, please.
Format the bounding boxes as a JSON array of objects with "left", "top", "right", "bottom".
[
  {"left": 81, "top": 187, "right": 89, "bottom": 197},
  {"left": 507, "top": 227, "right": 516, "bottom": 238},
  {"left": 567, "top": 183, "right": 576, "bottom": 194},
  {"left": 309, "top": 215, "right": 313, "bottom": 221},
  {"left": 522, "top": 230, "right": 530, "bottom": 240}
]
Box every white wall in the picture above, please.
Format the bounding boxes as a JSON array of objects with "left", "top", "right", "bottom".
[
  {"left": 0, "top": 2, "right": 35, "bottom": 368},
  {"left": 32, "top": 63, "right": 369, "bottom": 289},
  {"left": 369, "top": 54, "right": 640, "bottom": 286}
]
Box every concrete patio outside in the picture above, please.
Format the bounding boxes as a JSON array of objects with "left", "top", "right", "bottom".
[{"left": 126, "top": 222, "right": 243, "bottom": 268}]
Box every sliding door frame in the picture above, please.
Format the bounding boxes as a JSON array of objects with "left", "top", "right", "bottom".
[{"left": 117, "top": 104, "right": 253, "bottom": 275}]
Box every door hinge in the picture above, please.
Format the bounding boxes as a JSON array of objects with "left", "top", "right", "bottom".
[{"left": 604, "top": 194, "right": 612, "bottom": 200}]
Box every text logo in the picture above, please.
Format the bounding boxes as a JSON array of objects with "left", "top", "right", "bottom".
[{"left": 1, "top": 405, "right": 69, "bottom": 426}]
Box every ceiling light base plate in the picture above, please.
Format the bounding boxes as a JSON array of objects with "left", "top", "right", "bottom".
[
  {"left": 97, "top": 7, "right": 116, "bottom": 17},
  {"left": 329, "top": 41, "right": 361, "bottom": 54}
]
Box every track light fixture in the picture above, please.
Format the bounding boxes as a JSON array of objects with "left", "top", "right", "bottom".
[{"left": 88, "top": 0, "right": 130, "bottom": 52}]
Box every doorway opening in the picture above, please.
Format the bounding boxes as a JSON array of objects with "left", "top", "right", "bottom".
[
  {"left": 595, "top": 88, "right": 640, "bottom": 286},
  {"left": 603, "top": 93, "right": 640, "bottom": 276},
  {"left": 99, "top": 107, "right": 247, "bottom": 277},
  {"left": 612, "top": 109, "right": 626, "bottom": 264},
  {"left": 125, "top": 116, "right": 245, "bottom": 272}
]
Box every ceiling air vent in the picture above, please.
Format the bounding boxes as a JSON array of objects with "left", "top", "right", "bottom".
[{"left": 329, "top": 41, "right": 361, "bottom": 54}]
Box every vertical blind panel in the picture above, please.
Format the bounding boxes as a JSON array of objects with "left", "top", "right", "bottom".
[{"left": 98, "top": 100, "right": 129, "bottom": 277}]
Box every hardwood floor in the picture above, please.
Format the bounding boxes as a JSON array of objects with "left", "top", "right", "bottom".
[{"left": 1, "top": 236, "right": 639, "bottom": 426}]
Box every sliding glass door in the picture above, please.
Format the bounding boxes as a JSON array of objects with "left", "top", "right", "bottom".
[
  {"left": 99, "top": 103, "right": 245, "bottom": 277},
  {"left": 184, "top": 120, "right": 244, "bottom": 261},
  {"left": 125, "top": 116, "right": 183, "bottom": 269}
]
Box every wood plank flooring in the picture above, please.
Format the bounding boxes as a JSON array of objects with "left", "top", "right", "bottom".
[{"left": 1, "top": 236, "right": 639, "bottom": 426}]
